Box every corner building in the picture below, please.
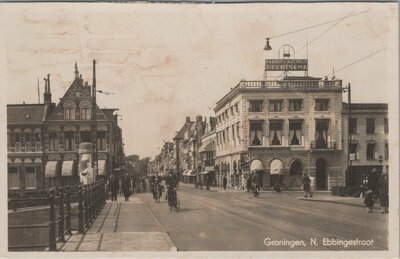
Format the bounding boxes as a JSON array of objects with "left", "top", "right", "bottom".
[{"left": 215, "top": 75, "right": 345, "bottom": 191}]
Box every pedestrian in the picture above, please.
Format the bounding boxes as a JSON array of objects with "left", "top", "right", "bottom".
[
  {"left": 364, "top": 190, "right": 374, "bottom": 213},
  {"left": 246, "top": 175, "right": 251, "bottom": 193},
  {"left": 302, "top": 173, "right": 311, "bottom": 198},
  {"left": 223, "top": 175, "right": 227, "bottom": 190},
  {"left": 377, "top": 174, "right": 389, "bottom": 213},
  {"left": 122, "top": 173, "right": 132, "bottom": 201},
  {"left": 110, "top": 174, "right": 119, "bottom": 201},
  {"left": 309, "top": 176, "right": 315, "bottom": 198}
]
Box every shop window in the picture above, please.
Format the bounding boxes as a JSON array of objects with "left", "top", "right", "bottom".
[
  {"left": 289, "top": 121, "right": 302, "bottom": 145},
  {"left": 366, "top": 143, "right": 375, "bottom": 160},
  {"left": 249, "top": 100, "right": 263, "bottom": 112},
  {"left": 269, "top": 100, "right": 283, "bottom": 112},
  {"left": 25, "top": 166, "right": 37, "bottom": 189},
  {"left": 8, "top": 167, "right": 19, "bottom": 189},
  {"left": 250, "top": 121, "right": 263, "bottom": 146},
  {"left": 366, "top": 118, "right": 375, "bottom": 134},
  {"left": 49, "top": 133, "right": 59, "bottom": 151},
  {"left": 349, "top": 118, "right": 357, "bottom": 134},
  {"left": 289, "top": 99, "right": 302, "bottom": 111},
  {"left": 64, "top": 132, "right": 75, "bottom": 151},
  {"left": 269, "top": 121, "right": 282, "bottom": 145},
  {"left": 315, "top": 99, "right": 329, "bottom": 111}
]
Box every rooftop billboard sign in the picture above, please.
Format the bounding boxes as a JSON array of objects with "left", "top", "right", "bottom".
[{"left": 265, "top": 59, "right": 308, "bottom": 71}]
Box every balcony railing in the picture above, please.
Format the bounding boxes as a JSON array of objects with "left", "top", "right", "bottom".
[
  {"left": 240, "top": 79, "right": 342, "bottom": 89},
  {"left": 310, "top": 140, "right": 337, "bottom": 150}
]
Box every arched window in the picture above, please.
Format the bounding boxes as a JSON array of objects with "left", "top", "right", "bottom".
[{"left": 64, "top": 101, "right": 76, "bottom": 120}]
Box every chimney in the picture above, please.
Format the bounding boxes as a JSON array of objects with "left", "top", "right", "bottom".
[
  {"left": 74, "top": 62, "right": 79, "bottom": 79},
  {"left": 185, "top": 116, "right": 191, "bottom": 123},
  {"left": 43, "top": 74, "right": 53, "bottom": 117}
]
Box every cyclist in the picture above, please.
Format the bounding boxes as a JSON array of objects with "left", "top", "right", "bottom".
[
  {"left": 153, "top": 175, "right": 162, "bottom": 201},
  {"left": 166, "top": 171, "right": 178, "bottom": 208}
]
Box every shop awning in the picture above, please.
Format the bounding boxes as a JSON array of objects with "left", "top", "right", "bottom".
[
  {"left": 98, "top": 160, "right": 106, "bottom": 176},
  {"left": 61, "top": 161, "right": 74, "bottom": 176},
  {"left": 250, "top": 159, "right": 264, "bottom": 172},
  {"left": 199, "top": 143, "right": 213, "bottom": 153},
  {"left": 199, "top": 171, "right": 210, "bottom": 175},
  {"left": 270, "top": 159, "right": 283, "bottom": 175},
  {"left": 45, "top": 161, "right": 58, "bottom": 178},
  {"left": 188, "top": 170, "right": 197, "bottom": 176}
]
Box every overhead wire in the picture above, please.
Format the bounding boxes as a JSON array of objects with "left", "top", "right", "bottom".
[
  {"left": 296, "top": 11, "right": 354, "bottom": 53},
  {"left": 325, "top": 47, "right": 387, "bottom": 77},
  {"left": 269, "top": 10, "right": 369, "bottom": 40}
]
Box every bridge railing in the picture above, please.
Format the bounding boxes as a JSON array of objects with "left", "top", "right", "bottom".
[{"left": 8, "top": 179, "right": 107, "bottom": 251}]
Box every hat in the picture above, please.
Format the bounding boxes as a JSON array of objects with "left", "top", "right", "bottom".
[{"left": 365, "top": 190, "right": 372, "bottom": 194}]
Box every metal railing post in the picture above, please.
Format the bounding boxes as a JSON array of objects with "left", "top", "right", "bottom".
[
  {"left": 49, "top": 189, "right": 57, "bottom": 251},
  {"left": 58, "top": 187, "right": 65, "bottom": 242},
  {"left": 78, "top": 185, "right": 84, "bottom": 233},
  {"left": 84, "top": 185, "right": 89, "bottom": 228},
  {"left": 65, "top": 186, "right": 72, "bottom": 235}
]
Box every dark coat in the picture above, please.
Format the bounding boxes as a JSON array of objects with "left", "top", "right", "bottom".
[
  {"left": 122, "top": 176, "right": 131, "bottom": 196},
  {"left": 377, "top": 176, "right": 388, "bottom": 207},
  {"left": 364, "top": 194, "right": 374, "bottom": 207}
]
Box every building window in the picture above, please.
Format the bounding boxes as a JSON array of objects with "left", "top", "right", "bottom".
[
  {"left": 384, "top": 118, "right": 388, "bottom": 134},
  {"left": 235, "top": 103, "right": 239, "bottom": 113},
  {"left": 366, "top": 143, "right": 375, "bottom": 160},
  {"left": 231, "top": 125, "right": 235, "bottom": 140},
  {"left": 269, "top": 121, "right": 282, "bottom": 145},
  {"left": 250, "top": 121, "right": 263, "bottom": 146},
  {"left": 33, "top": 132, "right": 41, "bottom": 143},
  {"left": 80, "top": 131, "right": 91, "bottom": 143},
  {"left": 25, "top": 166, "right": 37, "bottom": 189},
  {"left": 15, "top": 133, "right": 21, "bottom": 143},
  {"left": 349, "top": 143, "right": 358, "bottom": 160},
  {"left": 24, "top": 133, "right": 31, "bottom": 143},
  {"left": 236, "top": 122, "right": 240, "bottom": 141},
  {"left": 366, "top": 118, "right": 375, "bottom": 134},
  {"left": 8, "top": 167, "right": 19, "bottom": 189},
  {"left": 349, "top": 118, "right": 357, "bottom": 134},
  {"left": 249, "top": 100, "right": 263, "bottom": 112},
  {"left": 384, "top": 143, "right": 388, "bottom": 160},
  {"left": 64, "top": 132, "right": 75, "bottom": 151},
  {"left": 98, "top": 131, "right": 106, "bottom": 151},
  {"left": 65, "top": 108, "right": 75, "bottom": 120},
  {"left": 288, "top": 99, "right": 302, "bottom": 111},
  {"left": 289, "top": 121, "right": 302, "bottom": 145},
  {"left": 315, "top": 99, "right": 329, "bottom": 111},
  {"left": 49, "top": 133, "right": 59, "bottom": 151},
  {"left": 222, "top": 130, "right": 226, "bottom": 143},
  {"left": 226, "top": 128, "right": 229, "bottom": 142},
  {"left": 269, "top": 100, "right": 283, "bottom": 112},
  {"left": 230, "top": 107, "right": 234, "bottom": 116},
  {"left": 315, "top": 120, "right": 328, "bottom": 148},
  {"left": 81, "top": 108, "right": 91, "bottom": 120}
]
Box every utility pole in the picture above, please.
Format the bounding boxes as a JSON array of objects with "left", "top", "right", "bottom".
[
  {"left": 345, "top": 83, "right": 352, "bottom": 188},
  {"left": 92, "top": 60, "right": 98, "bottom": 182}
]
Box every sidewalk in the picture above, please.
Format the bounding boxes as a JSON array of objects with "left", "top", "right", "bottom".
[{"left": 59, "top": 196, "right": 177, "bottom": 252}]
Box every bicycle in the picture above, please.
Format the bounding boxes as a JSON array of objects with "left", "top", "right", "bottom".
[{"left": 167, "top": 186, "right": 180, "bottom": 212}]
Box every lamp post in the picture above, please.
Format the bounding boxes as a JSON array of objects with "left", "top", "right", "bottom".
[{"left": 343, "top": 83, "right": 351, "bottom": 187}]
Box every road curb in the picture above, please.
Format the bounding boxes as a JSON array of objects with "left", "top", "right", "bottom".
[{"left": 298, "top": 197, "right": 366, "bottom": 208}]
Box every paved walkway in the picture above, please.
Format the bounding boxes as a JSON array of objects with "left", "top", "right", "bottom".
[{"left": 59, "top": 196, "right": 177, "bottom": 251}]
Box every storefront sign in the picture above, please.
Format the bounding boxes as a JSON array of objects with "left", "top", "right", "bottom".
[{"left": 265, "top": 59, "right": 308, "bottom": 71}]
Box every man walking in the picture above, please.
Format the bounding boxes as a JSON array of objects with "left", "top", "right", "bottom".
[
  {"left": 302, "top": 173, "right": 311, "bottom": 198},
  {"left": 223, "top": 175, "right": 227, "bottom": 190}
]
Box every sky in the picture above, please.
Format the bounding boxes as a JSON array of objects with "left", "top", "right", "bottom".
[{"left": 1, "top": 3, "right": 398, "bottom": 159}]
